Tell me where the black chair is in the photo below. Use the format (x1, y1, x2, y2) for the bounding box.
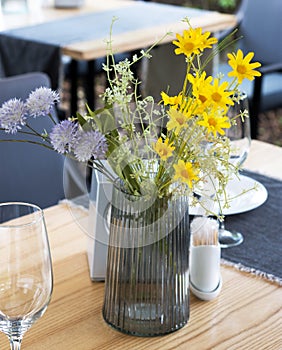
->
(0, 72, 66, 208)
(215, 0, 282, 139)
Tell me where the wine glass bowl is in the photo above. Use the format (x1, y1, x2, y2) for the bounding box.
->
(218, 94, 251, 248)
(225, 94, 251, 168)
(0, 202, 53, 349)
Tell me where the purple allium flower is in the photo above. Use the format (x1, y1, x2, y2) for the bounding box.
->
(25, 87, 60, 117)
(74, 129, 108, 162)
(50, 120, 78, 154)
(0, 98, 26, 134)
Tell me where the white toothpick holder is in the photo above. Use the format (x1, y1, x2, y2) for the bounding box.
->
(190, 245, 222, 301)
(190, 217, 222, 301)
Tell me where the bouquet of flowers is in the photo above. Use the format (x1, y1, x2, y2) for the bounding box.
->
(0, 19, 261, 211)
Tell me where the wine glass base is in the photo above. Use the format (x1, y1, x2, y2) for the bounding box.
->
(219, 229, 244, 248)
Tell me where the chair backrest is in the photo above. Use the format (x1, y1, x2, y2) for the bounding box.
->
(239, 0, 282, 65)
(0, 72, 65, 208)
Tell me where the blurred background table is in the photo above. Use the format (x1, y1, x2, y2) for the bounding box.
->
(0, 0, 236, 115)
(0, 140, 280, 349)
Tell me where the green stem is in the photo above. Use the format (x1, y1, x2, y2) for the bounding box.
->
(48, 112, 57, 125)
(25, 124, 50, 141)
(0, 139, 53, 150)
(182, 57, 193, 98)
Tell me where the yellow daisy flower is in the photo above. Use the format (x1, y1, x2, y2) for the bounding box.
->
(173, 28, 203, 57)
(161, 91, 182, 107)
(173, 27, 218, 57)
(198, 31, 218, 51)
(188, 72, 213, 109)
(167, 108, 189, 134)
(210, 79, 234, 110)
(153, 137, 175, 161)
(227, 49, 261, 84)
(173, 160, 199, 188)
(197, 112, 231, 137)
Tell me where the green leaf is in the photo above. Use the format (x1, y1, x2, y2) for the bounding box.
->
(76, 112, 88, 127)
(85, 104, 116, 134)
(99, 110, 116, 134)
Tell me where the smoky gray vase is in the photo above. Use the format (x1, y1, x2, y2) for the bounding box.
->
(102, 182, 190, 336)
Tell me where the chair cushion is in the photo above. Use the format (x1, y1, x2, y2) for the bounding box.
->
(0, 72, 65, 208)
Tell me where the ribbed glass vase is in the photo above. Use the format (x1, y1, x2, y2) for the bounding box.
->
(102, 182, 190, 336)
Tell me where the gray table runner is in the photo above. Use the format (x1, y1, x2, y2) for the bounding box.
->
(0, 2, 208, 89)
(221, 170, 282, 285)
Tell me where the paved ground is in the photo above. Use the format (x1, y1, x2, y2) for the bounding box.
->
(257, 109, 282, 147)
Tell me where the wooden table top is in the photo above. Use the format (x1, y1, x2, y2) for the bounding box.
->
(0, 0, 237, 60)
(0, 140, 280, 349)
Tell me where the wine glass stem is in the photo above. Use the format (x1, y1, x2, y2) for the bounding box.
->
(9, 338, 22, 350)
(219, 219, 225, 231)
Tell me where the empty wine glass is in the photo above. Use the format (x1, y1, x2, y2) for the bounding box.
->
(0, 202, 53, 350)
(218, 93, 251, 248)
